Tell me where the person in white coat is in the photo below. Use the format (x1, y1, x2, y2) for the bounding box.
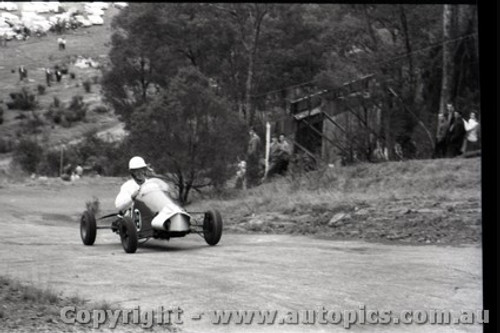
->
(462, 111, 480, 153)
(114, 156, 170, 212)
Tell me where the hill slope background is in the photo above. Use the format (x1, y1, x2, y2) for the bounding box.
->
(0, 3, 123, 160)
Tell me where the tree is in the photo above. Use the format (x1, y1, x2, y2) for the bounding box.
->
(128, 67, 247, 204)
(102, 4, 479, 163)
(101, 3, 183, 125)
(103, 4, 331, 128)
(13, 138, 44, 174)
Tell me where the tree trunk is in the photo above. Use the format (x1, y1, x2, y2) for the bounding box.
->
(399, 5, 415, 95)
(439, 4, 455, 122)
(245, 6, 267, 126)
(362, 5, 378, 52)
(245, 50, 254, 125)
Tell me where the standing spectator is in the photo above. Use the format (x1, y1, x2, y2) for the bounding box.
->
(61, 163, 73, 181)
(266, 135, 280, 178)
(45, 67, 52, 87)
(276, 134, 292, 174)
(61, 37, 66, 50)
(18, 66, 27, 81)
(75, 165, 84, 178)
(372, 140, 387, 162)
(269, 135, 279, 157)
(55, 68, 62, 83)
(57, 37, 63, 50)
(463, 111, 480, 153)
(434, 112, 449, 158)
(246, 128, 262, 187)
(22, 27, 30, 40)
(446, 110, 466, 157)
(394, 143, 404, 161)
(235, 160, 247, 190)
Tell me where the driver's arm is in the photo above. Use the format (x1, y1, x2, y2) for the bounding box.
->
(115, 182, 139, 211)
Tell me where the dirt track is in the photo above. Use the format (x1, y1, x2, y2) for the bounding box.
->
(0, 179, 483, 332)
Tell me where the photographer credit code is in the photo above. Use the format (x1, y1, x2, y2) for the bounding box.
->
(60, 305, 488, 329)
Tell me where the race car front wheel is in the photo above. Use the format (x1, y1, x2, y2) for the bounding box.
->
(120, 217, 138, 253)
(80, 210, 97, 246)
(203, 209, 223, 246)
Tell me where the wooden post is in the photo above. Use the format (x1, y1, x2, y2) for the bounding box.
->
(59, 145, 64, 177)
(264, 121, 270, 178)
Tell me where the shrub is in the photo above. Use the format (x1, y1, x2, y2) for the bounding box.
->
(45, 96, 86, 126)
(52, 96, 61, 108)
(6, 88, 38, 111)
(12, 138, 44, 173)
(21, 115, 45, 135)
(62, 95, 87, 126)
(83, 80, 92, 93)
(37, 149, 62, 176)
(0, 137, 14, 153)
(86, 197, 100, 215)
(70, 72, 76, 79)
(37, 84, 46, 95)
(45, 97, 65, 124)
(44, 106, 64, 124)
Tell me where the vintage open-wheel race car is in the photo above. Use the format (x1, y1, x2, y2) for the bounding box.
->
(79, 180, 223, 253)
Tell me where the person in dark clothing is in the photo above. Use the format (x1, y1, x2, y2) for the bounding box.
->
(246, 128, 262, 187)
(45, 68, 52, 87)
(266, 135, 280, 178)
(445, 110, 466, 157)
(18, 66, 28, 81)
(55, 69, 62, 83)
(276, 134, 291, 174)
(434, 112, 449, 158)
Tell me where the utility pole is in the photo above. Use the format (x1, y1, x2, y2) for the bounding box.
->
(59, 145, 64, 177)
(264, 121, 271, 178)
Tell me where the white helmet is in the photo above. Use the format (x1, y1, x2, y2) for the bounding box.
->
(128, 156, 147, 170)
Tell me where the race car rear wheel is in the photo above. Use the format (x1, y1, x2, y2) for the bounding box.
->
(203, 209, 223, 246)
(120, 217, 138, 253)
(80, 210, 97, 246)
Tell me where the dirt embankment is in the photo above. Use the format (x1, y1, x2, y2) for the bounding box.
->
(209, 158, 482, 246)
(224, 197, 481, 245)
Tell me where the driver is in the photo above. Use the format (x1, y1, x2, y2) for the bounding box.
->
(114, 156, 170, 212)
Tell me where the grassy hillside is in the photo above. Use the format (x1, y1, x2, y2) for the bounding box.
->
(0, 4, 122, 148)
(189, 157, 482, 245)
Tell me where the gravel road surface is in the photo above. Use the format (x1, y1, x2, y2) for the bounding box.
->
(0, 181, 483, 333)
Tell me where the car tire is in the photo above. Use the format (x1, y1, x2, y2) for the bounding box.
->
(120, 216, 138, 253)
(203, 209, 223, 246)
(80, 210, 97, 246)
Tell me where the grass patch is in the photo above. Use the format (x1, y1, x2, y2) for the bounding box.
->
(0, 275, 176, 332)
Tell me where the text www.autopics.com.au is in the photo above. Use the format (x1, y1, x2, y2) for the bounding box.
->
(60, 305, 489, 329)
